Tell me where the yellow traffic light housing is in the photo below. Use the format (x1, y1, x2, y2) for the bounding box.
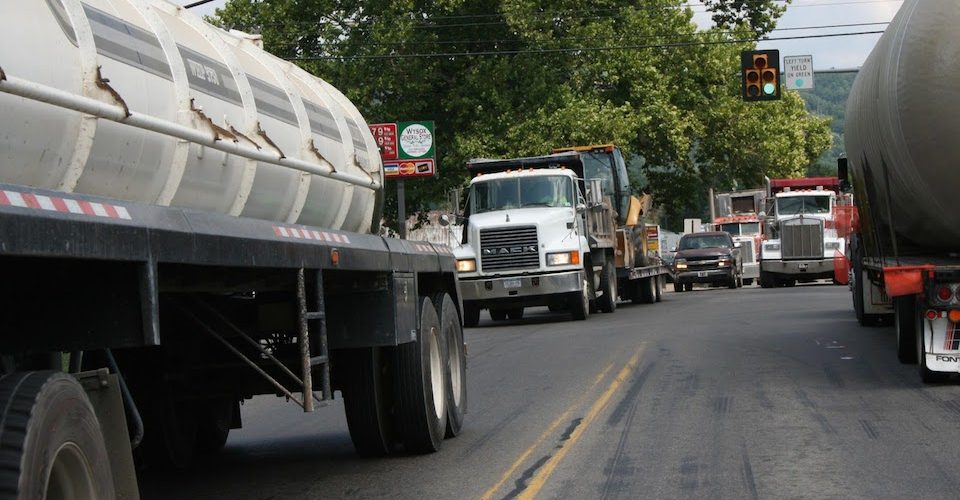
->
(741, 50, 781, 101)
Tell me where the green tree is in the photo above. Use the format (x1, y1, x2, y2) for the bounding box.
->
(211, 0, 828, 233)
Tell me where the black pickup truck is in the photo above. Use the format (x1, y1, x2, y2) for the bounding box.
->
(671, 231, 743, 291)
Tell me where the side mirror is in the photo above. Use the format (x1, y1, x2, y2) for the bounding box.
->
(439, 214, 451, 227)
(670, 246, 677, 253)
(576, 203, 586, 212)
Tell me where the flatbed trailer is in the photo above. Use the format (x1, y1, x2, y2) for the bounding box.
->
(0, 181, 466, 498)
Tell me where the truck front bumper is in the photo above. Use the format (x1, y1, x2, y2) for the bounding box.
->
(674, 268, 734, 284)
(761, 259, 833, 277)
(460, 270, 584, 307)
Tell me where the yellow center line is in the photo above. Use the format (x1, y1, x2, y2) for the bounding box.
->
(517, 345, 646, 500)
(479, 358, 619, 500)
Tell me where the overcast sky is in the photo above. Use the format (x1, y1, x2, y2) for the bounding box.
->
(180, 0, 903, 70)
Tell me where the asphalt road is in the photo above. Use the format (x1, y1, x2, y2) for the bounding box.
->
(140, 283, 960, 499)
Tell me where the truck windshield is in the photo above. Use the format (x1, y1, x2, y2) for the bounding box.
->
(718, 223, 759, 236)
(777, 195, 831, 216)
(471, 176, 573, 213)
(678, 235, 731, 250)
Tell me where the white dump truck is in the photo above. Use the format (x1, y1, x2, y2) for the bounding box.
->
(453, 145, 669, 326)
(0, 1, 465, 497)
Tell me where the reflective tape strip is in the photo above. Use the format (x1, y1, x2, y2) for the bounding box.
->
(0, 189, 132, 221)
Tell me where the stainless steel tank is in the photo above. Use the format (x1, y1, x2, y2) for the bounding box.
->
(0, 0, 383, 233)
(845, 0, 960, 248)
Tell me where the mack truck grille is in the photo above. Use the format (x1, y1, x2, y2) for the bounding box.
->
(781, 219, 824, 259)
(480, 226, 540, 272)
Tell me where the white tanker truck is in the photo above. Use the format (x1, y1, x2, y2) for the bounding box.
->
(842, 0, 960, 382)
(0, 1, 466, 497)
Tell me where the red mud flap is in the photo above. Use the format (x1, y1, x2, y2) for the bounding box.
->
(833, 251, 849, 285)
(883, 265, 936, 297)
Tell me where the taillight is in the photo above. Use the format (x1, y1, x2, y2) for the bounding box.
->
(950, 310, 960, 323)
(937, 286, 953, 302)
(927, 309, 939, 320)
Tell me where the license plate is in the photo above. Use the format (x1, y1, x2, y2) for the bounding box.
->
(697, 271, 708, 278)
(504, 278, 522, 289)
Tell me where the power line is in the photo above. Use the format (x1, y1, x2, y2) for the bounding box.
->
(262, 21, 889, 49)
(229, 0, 901, 30)
(287, 29, 885, 61)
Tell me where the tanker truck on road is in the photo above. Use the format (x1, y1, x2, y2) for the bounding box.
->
(842, 0, 960, 383)
(0, 1, 466, 497)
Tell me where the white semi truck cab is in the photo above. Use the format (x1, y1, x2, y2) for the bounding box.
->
(759, 177, 845, 287)
(455, 168, 592, 325)
(453, 145, 668, 326)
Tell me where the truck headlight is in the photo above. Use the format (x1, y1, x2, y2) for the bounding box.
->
(718, 258, 731, 267)
(674, 259, 687, 270)
(825, 241, 841, 250)
(456, 259, 476, 273)
(547, 251, 579, 266)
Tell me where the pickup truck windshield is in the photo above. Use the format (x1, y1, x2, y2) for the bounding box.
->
(678, 235, 731, 250)
(471, 176, 573, 213)
(777, 195, 831, 216)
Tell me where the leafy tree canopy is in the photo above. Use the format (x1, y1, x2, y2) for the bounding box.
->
(212, 0, 828, 232)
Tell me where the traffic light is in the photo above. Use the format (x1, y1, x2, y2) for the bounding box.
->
(741, 49, 780, 101)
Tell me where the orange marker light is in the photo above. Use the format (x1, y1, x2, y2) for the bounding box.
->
(949, 309, 960, 323)
(570, 251, 580, 265)
(331, 249, 340, 266)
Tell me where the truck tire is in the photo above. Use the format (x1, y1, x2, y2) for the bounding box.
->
(489, 309, 507, 321)
(570, 279, 590, 321)
(674, 282, 684, 293)
(684, 282, 693, 292)
(654, 276, 663, 302)
(0, 371, 115, 500)
(727, 276, 737, 289)
(635, 278, 656, 304)
(506, 308, 524, 320)
(598, 262, 618, 313)
(462, 303, 480, 328)
(342, 347, 395, 457)
(196, 397, 235, 454)
(759, 271, 775, 289)
(432, 292, 467, 439)
(395, 297, 448, 453)
(894, 296, 919, 364)
(917, 318, 950, 383)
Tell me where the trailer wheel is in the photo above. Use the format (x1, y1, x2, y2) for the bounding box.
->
(342, 347, 395, 457)
(598, 262, 618, 313)
(0, 371, 115, 500)
(894, 296, 918, 364)
(395, 297, 447, 453)
(634, 278, 656, 304)
(506, 308, 524, 320)
(673, 282, 684, 293)
(654, 276, 663, 302)
(684, 283, 693, 292)
(743, 279, 754, 286)
(196, 398, 235, 454)
(758, 271, 772, 288)
(432, 292, 467, 439)
(489, 309, 507, 321)
(570, 279, 590, 321)
(462, 303, 480, 328)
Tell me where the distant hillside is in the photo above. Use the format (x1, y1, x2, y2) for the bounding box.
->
(798, 72, 857, 176)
